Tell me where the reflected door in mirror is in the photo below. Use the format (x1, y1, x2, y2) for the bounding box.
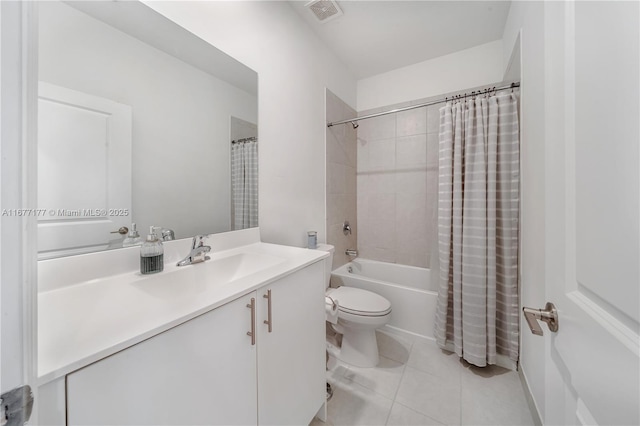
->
(38, 82, 132, 259)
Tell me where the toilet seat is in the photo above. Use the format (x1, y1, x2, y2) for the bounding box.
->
(327, 286, 391, 317)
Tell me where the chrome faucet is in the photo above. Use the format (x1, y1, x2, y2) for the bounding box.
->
(177, 235, 211, 266)
(160, 228, 175, 241)
(343, 221, 352, 235)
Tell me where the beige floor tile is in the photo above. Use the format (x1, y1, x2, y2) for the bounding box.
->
(326, 333, 535, 426)
(376, 330, 414, 364)
(327, 376, 394, 426)
(309, 416, 333, 426)
(395, 366, 461, 425)
(407, 339, 466, 380)
(343, 355, 406, 399)
(460, 365, 535, 426)
(386, 402, 444, 426)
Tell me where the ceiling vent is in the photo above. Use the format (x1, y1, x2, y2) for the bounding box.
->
(306, 0, 343, 24)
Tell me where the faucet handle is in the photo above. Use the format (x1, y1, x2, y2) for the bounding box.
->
(343, 221, 352, 235)
(192, 235, 207, 248)
(161, 228, 175, 241)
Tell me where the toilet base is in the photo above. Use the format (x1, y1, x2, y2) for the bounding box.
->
(330, 325, 380, 368)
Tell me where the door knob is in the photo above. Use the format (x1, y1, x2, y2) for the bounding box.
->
(523, 302, 559, 335)
(111, 226, 129, 235)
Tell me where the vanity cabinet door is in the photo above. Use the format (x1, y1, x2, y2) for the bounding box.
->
(256, 261, 326, 425)
(67, 292, 258, 425)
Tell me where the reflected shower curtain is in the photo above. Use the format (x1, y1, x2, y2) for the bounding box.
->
(434, 93, 520, 367)
(231, 140, 258, 230)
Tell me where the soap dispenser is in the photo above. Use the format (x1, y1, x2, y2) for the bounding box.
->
(140, 226, 164, 274)
(123, 223, 143, 247)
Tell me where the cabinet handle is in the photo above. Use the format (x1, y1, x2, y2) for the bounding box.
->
(246, 297, 256, 345)
(263, 289, 272, 333)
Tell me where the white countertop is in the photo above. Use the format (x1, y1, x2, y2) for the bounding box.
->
(38, 230, 328, 384)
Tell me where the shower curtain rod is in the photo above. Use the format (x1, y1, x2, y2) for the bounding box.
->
(231, 136, 257, 144)
(327, 82, 520, 128)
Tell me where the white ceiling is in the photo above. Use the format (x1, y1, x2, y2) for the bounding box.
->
(289, 1, 512, 79)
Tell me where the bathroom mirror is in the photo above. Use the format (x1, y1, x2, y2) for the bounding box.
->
(37, 0, 258, 259)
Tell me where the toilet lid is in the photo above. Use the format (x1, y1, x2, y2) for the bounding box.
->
(327, 286, 391, 316)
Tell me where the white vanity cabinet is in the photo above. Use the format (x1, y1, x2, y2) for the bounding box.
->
(64, 261, 326, 425)
(66, 292, 258, 425)
(256, 261, 325, 425)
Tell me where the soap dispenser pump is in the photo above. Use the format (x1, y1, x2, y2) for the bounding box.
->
(123, 223, 143, 247)
(140, 226, 164, 274)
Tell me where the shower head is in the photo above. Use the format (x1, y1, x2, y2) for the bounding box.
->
(351, 121, 359, 129)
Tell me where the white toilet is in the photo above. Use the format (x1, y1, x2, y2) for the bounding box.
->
(319, 244, 391, 368)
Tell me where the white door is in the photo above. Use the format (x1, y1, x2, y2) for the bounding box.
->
(37, 82, 132, 258)
(542, 2, 639, 424)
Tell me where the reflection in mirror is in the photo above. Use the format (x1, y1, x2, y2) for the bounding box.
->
(37, 1, 258, 259)
(230, 117, 258, 231)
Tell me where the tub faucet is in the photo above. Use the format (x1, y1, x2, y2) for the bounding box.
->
(177, 235, 211, 266)
(345, 249, 358, 257)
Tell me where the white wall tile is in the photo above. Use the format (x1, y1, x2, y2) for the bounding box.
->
(370, 218, 396, 250)
(396, 134, 427, 167)
(327, 128, 345, 166)
(327, 162, 347, 195)
(326, 89, 357, 269)
(357, 99, 433, 267)
(359, 246, 397, 263)
(327, 194, 348, 226)
(396, 170, 427, 195)
(368, 138, 396, 171)
(396, 251, 429, 268)
(397, 108, 427, 137)
(368, 172, 396, 194)
(357, 113, 396, 142)
(346, 165, 357, 195)
(357, 140, 370, 171)
(426, 132, 439, 170)
(426, 104, 441, 134)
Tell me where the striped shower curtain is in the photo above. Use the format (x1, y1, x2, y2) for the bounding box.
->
(231, 140, 258, 230)
(434, 93, 520, 367)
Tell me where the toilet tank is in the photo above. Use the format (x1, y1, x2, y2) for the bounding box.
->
(315, 244, 334, 289)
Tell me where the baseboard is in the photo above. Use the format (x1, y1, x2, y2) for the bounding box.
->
(519, 367, 543, 426)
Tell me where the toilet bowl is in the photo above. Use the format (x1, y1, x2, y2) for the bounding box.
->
(326, 286, 391, 367)
(318, 244, 392, 368)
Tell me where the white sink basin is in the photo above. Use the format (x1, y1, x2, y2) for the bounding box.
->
(131, 252, 285, 299)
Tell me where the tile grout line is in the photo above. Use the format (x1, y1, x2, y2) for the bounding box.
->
(382, 357, 407, 426)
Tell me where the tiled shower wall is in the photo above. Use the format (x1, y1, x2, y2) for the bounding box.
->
(326, 89, 357, 269)
(356, 101, 440, 268)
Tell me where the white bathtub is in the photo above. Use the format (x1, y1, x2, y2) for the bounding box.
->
(331, 259, 437, 340)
